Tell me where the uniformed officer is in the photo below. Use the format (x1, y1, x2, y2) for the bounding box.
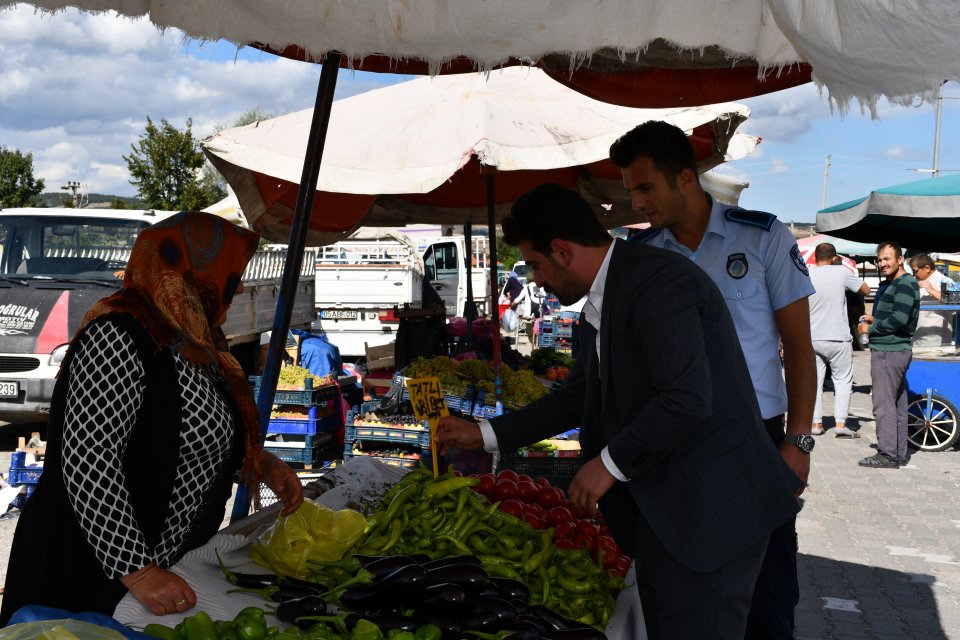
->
(610, 120, 817, 640)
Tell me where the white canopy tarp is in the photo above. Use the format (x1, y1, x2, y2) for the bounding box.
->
(8, 1, 960, 113)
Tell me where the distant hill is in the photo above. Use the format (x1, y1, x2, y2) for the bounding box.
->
(36, 192, 145, 209)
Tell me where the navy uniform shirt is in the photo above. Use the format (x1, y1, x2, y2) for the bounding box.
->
(632, 196, 814, 419)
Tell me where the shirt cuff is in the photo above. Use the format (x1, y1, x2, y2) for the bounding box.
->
(601, 447, 629, 482)
(478, 420, 499, 452)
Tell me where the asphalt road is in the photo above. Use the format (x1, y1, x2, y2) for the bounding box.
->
(0, 348, 958, 638)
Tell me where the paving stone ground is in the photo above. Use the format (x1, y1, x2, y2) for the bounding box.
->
(0, 346, 957, 639)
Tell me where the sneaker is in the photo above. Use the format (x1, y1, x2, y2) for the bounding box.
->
(811, 425, 825, 435)
(858, 452, 899, 469)
(834, 427, 860, 438)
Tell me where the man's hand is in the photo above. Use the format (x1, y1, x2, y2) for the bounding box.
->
(261, 450, 304, 516)
(779, 443, 810, 497)
(120, 563, 197, 616)
(566, 456, 617, 518)
(434, 416, 484, 455)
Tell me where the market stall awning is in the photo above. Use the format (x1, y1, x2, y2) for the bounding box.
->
(10, 1, 960, 112)
(203, 68, 757, 245)
(816, 174, 960, 251)
(796, 233, 880, 258)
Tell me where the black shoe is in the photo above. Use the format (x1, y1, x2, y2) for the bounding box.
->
(858, 452, 899, 469)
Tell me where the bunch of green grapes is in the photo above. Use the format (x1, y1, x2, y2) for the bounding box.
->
(457, 358, 494, 382)
(276, 365, 332, 390)
(505, 369, 550, 406)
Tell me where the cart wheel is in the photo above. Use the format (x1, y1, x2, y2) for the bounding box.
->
(907, 394, 960, 452)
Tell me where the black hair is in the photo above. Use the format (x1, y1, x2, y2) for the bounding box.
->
(502, 184, 611, 255)
(877, 241, 903, 259)
(609, 120, 698, 184)
(814, 243, 837, 263)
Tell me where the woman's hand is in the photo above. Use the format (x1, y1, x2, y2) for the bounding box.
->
(261, 449, 304, 515)
(120, 563, 196, 615)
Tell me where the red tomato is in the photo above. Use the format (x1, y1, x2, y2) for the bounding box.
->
(554, 538, 576, 550)
(496, 469, 520, 483)
(610, 555, 632, 577)
(476, 474, 496, 497)
(596, 534, 617, 550)
(553, 521, 577, 540)
(499, 499, 525, 519)
(576, 519, 600, 539)
(533, 477, 551, 489)
(493, 479, 519, 501)
(524, 513, 546, 529)
(516, 474, 534, 484)
(561, 499, 583, 520)
(573, 534, 594, 551)
(523, 502, 544, 517)
(536, 486, 563, 508)
(516, 480, 540, 502)
(597, 542, 619, 567)
(546, 505, 574, 527)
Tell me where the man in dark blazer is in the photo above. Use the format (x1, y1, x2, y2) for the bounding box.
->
(435, 184, 803, 639)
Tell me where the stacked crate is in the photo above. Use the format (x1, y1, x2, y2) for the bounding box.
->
(552, 317, 576, 355)
(343, 400, 432, 470)
(252, 376, 343, 469)
(7, 450, 42, 509)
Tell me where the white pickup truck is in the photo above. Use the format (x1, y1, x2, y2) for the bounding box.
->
(313, 228, 492, 357)
(0, 208, 316, 424)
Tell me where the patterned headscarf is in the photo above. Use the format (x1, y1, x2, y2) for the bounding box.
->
(75, 211, 263, 491)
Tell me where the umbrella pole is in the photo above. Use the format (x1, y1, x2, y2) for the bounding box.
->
(231, 54, 341, 522)
(464, 222, 475, 347)
(486, 174, 503, 411)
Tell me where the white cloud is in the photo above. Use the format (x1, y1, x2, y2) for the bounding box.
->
(0, 6, 397, 197)
(884, 145, 906, 158)
(770, 158, 789, 174)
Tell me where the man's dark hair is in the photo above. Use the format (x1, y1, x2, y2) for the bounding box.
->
(502, 184, 610, 254)
(877, 241, 903, 259)
(814, 243, 837, 263)
(609, 120, 698, 185)
(909, 253, 935, 271)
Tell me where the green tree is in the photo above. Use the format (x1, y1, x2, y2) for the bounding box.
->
(0, 145, 45, 208)
(496, 233, 523, 270)
(124, 117, 220, 210)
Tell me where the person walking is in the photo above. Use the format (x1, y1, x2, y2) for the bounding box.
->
(808, 243, 871, 437)
(611, 120, 816, 639)
(435, 184, 802, 639)
(858, 241, 920, 468)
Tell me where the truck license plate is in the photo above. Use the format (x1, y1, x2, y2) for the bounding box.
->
(0, 381, 19, 398)
(320, 309, 358, 320)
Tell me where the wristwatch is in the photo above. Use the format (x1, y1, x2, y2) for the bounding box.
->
(784, 433, 816, 454)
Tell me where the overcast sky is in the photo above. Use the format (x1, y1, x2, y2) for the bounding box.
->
(2, 6, 957, 223)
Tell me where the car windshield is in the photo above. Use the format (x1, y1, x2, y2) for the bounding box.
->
(0, 215, 149, 280)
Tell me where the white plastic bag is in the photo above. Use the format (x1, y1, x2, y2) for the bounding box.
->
(501, 308, 519, 332)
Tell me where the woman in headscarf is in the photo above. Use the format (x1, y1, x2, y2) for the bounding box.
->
(0, 212, 303, 622)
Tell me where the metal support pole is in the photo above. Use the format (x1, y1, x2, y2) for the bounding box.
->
(463, 221, 475, 346)
(486, 175, 503, 410)
(821, 155, 831, 209)
(933, 81, 944, 178)
(231, 53, 341, 522)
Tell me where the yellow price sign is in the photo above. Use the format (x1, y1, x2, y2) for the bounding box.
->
(405, 376, 448, 477)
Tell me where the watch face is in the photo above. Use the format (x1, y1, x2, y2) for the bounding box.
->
(798, 435, 816, 453)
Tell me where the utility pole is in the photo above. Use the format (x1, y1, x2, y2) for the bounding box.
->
(932, 81, 944, 178)
(821, 155, 831, 209)
(61, 180, 82, 207)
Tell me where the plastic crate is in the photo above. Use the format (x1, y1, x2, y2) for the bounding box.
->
(537, 334, 556, 349)
(268, 412, 342, 435)
(554, 322, 575, 338)
(8, 451, 43, 485)
(250, 376, 340, 406)
(345, 425, 431, 447)
(496, 453, 584, 491)
(264, 431, 335, 465)
(342, 447, 426, 470)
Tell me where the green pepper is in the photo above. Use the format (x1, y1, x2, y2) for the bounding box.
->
(234, 609, 269, 640)
(482, 563, 521, 580)
(350, 619, 383, 640)
(435, 534, 472, 555)
(184, 612, 218, 640)
(454, 487, 469, 518)
(557, 574, 593, 594)
(386, 631, 415, 640)
(379, 518, 405, 553)
(422, 476, 479, 501)
(143, 624, 179, 640)
(413, 625, 442, 640)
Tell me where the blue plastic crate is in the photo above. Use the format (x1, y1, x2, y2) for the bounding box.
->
(342, 446, 427, 470)
(345, 424, 431, 447)
(268, 412, 342, 435)
(9, 485, 34, 510)
(250, 375, 340, 406)
(264, 438, 333, 465)
(8, 466, 42, 485)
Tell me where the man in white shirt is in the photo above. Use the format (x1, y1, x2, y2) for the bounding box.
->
(808, 243, 871, 437)
(435, 183, 801, 639)
(909, 253, 957, 349)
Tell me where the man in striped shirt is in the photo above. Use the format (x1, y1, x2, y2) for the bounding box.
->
(857, 241, 920, 468)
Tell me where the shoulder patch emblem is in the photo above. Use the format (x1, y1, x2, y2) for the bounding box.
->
(724, 207, 776, 231)
(726, 253, 749, 279)
(790, 244, 810, 276)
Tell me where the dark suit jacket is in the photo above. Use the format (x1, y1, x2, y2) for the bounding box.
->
(492, 240, 801, 573)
